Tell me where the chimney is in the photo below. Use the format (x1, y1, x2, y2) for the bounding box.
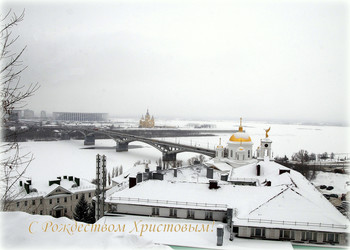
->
(24, 183, 30, 194)
(256, 164, 261, 176)
(129, 177, 137, 188)
(221, 174, 228, 181)
(152, 172, 164, 180)
(226, 208, 233, 228)
(217, 225, 224, 246)
(209, 180, 219, 189)
(74, 177, 80, 186)
(279, 169, 290, 175)
(207, 168, 213, 179)
(136, 173, 143, 183)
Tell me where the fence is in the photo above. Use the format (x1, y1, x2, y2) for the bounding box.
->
(109, 196, 227, 209)
(236, 217, 348, 229)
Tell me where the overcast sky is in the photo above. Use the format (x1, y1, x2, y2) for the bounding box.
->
(3, 0, 349, 124)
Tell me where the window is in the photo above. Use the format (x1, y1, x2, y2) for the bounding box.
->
(64, 197, 67, 202)
(248, 150, 251, 158)
(24, 201, 27, 206)
(50, 211, 52, 215)
(40, 199, 43, 204)
(16, 202, 19, 207)
(328, 233, 335, 242)
(76, 194, 78, 200)
(170, 209, 177, 217)
(187, 210, 194, 219)
(280, 230, 292, 239)
(40, 210, 43, 215)
(57, 198, 60, 203)
(230, 150, 233, 157)
(64, 208, 67, 213)
(89, 193, 91, 198)
(306, 232, 317, 241)
(32, 200, 35, 205)
(324, 233, 338, 243)
(205, 212, 213, 220)
(152, 207, 159, 215)
(254, 228, 265, 237)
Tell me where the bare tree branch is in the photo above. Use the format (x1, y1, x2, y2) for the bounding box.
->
(1, 9, 39, 210)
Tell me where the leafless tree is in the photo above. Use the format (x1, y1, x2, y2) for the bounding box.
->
(1, 10, 39, 210)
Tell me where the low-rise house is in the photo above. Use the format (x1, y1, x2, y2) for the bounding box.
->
(7, 176, 95, 218)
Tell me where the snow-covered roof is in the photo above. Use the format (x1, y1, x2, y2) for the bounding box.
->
(205, 161, 232, 172)
(15, 177, 95, 200)
(112, 163, 156, 184)
(107, 161, 349, 233)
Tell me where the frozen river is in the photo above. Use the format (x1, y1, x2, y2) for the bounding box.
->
(8, 120, 350, 186)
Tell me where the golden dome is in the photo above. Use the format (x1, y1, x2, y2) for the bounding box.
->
(229, 133, 252, 142)
(229, 117, 252, 142)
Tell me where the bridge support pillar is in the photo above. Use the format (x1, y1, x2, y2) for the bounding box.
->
(61, 133, 70, 140)
(84, 134, 95, 145)
(162, 153, 177, 169)
(116, 141, 129, 152)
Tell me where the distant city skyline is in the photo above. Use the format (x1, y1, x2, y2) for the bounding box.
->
(4, 0, 349, 125)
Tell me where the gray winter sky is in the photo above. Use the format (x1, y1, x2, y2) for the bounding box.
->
(3, 0, 349, 124)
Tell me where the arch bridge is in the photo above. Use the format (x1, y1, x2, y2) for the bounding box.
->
(56, 126, 216, 164)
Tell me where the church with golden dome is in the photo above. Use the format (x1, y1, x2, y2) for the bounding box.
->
(139, 109, 155, 128)
(213, 118, 273, 168)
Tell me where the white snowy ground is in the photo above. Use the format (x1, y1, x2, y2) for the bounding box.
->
(0, 211, 293, 250)
(311, 171, 350, 195)
(0, 211, 170, 250)
(99, 215, 294, 250)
